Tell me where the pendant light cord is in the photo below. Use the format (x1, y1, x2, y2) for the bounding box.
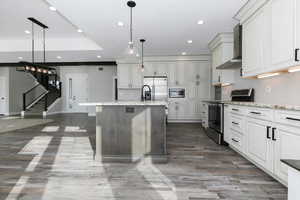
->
(31, 22, 35, 64)
(43, 28, 46, 63)
(142, 42, 144, 65)
(130, 7, 133, 44)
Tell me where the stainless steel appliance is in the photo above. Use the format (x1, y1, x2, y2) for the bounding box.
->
(206, 88, 254, 145)
(143, 76, 168, 101)
(216, 24, 242, 70)
(169, 88, 186, 98)
(207, 102, 224, 144)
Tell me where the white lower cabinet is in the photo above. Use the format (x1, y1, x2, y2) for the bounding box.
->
(246, 117, 273, 172)
(201, 103, 208, 129)
(225, 104, 300, 186)
(274, 124, 300, 183)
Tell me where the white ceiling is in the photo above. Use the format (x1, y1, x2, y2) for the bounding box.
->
(0, 0, 248, 62)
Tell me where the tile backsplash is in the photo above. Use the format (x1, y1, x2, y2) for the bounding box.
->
(222, 69, 300, 106)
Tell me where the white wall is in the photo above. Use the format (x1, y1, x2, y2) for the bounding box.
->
(222, 69, 300, 106)
(59, 66, 117, 115)
(0, 68, 9, 115)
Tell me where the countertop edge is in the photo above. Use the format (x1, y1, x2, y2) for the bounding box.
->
(202, 100, 300, 112)
(79, 102, 168, 106)
(281, 159, 300, 172)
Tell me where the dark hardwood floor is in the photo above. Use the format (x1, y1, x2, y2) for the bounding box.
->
(0, 114, 287, 200)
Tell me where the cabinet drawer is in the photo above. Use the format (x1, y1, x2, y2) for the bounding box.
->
(247, 107, 273, 121)
(275, 110, 300, 128)
(229, 105, 246, 116)
(230, 129, 243, 152)
(230, 115, 244, 134)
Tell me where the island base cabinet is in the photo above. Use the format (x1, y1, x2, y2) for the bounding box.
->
(274, 125, 300, 183)
(246, 118, 273, 172)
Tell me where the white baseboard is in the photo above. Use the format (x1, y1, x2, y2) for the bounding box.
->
(8, 112, 21, 116)
(168, 119, 201, 123)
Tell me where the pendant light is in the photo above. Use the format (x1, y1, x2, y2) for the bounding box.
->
(122, 1, 139, 59)
(140, 39, 146, 72)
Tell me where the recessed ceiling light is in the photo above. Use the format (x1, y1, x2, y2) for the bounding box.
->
(197, 20, 204, 25)
(18, 57, 23, 60)
(24, 30, 30, 34)
(136, 53, 140, 57)
(97, 55, 101, 58)
(49, 6, 57, 11)
(117, 21, 124, 27)
(77, 29, 83, 33)
(182, 52, 187, 56)
(187, 40, 193, 44)
(57, 56, 62, 59)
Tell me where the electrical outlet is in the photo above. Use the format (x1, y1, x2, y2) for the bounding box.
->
(265, 86, 272, 93)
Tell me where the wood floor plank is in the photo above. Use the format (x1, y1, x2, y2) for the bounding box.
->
(0, 114, 287, 200)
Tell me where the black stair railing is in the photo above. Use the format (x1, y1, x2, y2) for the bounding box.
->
(21, 64, 62, 112)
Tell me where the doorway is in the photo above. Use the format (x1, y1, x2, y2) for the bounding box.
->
(0, 77, 7, 115)
(65, 73, 88, 113)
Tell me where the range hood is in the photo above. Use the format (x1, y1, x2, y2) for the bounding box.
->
(216, 25, 242, 70)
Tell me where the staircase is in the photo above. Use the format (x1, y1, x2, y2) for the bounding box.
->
(18, 62, 62, 117)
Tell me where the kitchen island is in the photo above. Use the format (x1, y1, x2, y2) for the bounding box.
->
(80, 101, 168, 163)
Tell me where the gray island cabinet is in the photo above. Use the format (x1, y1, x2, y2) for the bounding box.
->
(80, 101, 168, 163)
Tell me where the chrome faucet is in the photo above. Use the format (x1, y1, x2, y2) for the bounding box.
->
(141, 85, 152, 101)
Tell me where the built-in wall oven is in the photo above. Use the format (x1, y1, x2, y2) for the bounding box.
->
(207, 102, 224, 144)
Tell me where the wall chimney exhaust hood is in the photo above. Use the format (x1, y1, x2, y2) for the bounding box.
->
(216, 25, 242, 70)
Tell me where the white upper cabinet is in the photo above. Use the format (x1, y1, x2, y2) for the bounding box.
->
(241, 0, 271, 77)
(117, 63, 142, 89)
(208, 33, 235, 85)
(271, 0, 296, 70)
(237, 0, 300, 77)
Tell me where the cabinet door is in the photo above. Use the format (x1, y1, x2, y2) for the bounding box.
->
(223, 105, 231, 143)
(242, 9, 265, 76)
(296, 0, 300, 63)
(168, 101, 178, 120)
(271, 0, 296, 70)
(274, 125, 300, 183)
(212, 46, 221, 84)
(176, 100, 187, 120)
(118, 64, 131, 88)
(143, 62, 155, 76)
(246, 118, 273, 172)
(131, 64, 142, 88)
(176, 62, 186, 86)
(167, 64, 177, 87)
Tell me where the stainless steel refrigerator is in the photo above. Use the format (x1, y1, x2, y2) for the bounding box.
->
(143, 76, 168, 101)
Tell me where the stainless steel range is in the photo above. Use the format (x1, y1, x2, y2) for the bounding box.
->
(206, 88, 254, 145)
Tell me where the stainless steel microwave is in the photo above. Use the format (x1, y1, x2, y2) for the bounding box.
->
(169, 88, 185, 98)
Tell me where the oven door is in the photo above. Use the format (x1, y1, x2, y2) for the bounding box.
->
(208, 104, 223, 133)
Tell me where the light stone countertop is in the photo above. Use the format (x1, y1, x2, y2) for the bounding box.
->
(202, 100, 300, 112)
(79, 101, 168, 107)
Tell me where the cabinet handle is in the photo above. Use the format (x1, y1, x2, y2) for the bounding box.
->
(232, 122, 239, 125)
(266, 126, 271, 139)
(232, 108, 239, 111)
(272, 128, 277, 141)
(295, 48, 300, 62)
(218, 76, 221, 82)
(232, 138, 239, 143)
(286, 117, 300, 122)
(250, 111, 261, 115)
